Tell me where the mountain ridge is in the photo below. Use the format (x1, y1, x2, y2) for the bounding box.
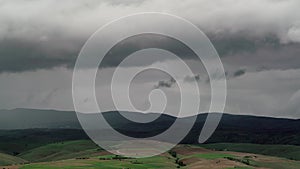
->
(0, 108, 300, 145)
(0, 108, 299, 129)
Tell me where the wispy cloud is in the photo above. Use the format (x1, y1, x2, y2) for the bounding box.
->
(154, 77, 176, 89)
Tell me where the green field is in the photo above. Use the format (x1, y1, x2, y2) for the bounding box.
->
(186, 153, 236, 159)
(200, 143, 300, 160)
(0, 152, 27, 166)
(19, 156, 177, 169)
(19, 140, 100, 162)
(0, 141, 300, 169)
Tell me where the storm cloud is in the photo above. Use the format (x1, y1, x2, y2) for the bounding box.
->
(154, 77, 176, 89)
(0, 0, 300, 72)
(233, 69, 246, 77)
(1, 0, 300, 118)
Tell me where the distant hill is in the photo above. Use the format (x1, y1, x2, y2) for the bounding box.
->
(0, 152, 27, 166)
(0, 108, 80, 129)
(0, 108, 300, 145)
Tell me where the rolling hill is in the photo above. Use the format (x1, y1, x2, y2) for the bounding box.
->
(0, 109, 300, 146)
(0, 152, 27, 166)
(1, 142, 300, 169)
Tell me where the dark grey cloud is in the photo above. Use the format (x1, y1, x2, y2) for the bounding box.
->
(0, 33, 199, 73)
(0, 38, 82, 73)
(100, 34, 198, 68)
(0, 0, 299, 73)
(154, 77, 176, 89)
(2, 31, 300, 74)
(1, 0, 300, 119)
(184, 74, 200, 82)
(209, 34, 282, 57)
(221, 42, 300, 72)
(233, 69, 246, 77)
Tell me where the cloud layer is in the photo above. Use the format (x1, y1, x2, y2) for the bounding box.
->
(0, 0, 300, 72)
(1, 0, 300, 118)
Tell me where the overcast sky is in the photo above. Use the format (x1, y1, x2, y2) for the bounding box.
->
(0, 0, 300, 118)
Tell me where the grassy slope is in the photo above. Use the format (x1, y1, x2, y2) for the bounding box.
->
(18, 154, 300, 169)
(200, 143, 300, 160)
(19, 156, 177, 169)
(0, 152, 27, 166)
(19, 140, 100, 162)
(0, 129, 88, 155)
(18, 140, 300, 162)
(185, 153, 236, 159)
(0, 141, 300, 169)
(16, 144, 300, 169)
